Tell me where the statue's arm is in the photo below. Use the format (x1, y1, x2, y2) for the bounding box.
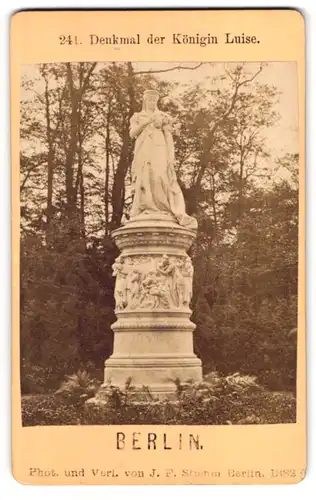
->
(163, 125, 175, 163)
(160, 113, 175, 162)
(158, 268, 168, 276)
(129, 113, 152, 139)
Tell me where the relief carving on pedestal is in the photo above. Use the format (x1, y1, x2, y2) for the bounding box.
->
(112, 254, 193, 311)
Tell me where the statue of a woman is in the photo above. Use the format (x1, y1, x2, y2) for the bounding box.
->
(112, 256, 128, 310)
(129, 90, 197, 229)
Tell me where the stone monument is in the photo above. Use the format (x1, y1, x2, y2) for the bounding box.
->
(100, 89, 202, 400)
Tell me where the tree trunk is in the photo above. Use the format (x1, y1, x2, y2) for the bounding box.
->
(79, 167, 86, 241)
(64, 62, 96, 241)
(105, 99, 112, 236)
(110, 62, 136, 230)
(111, 129, 129, 229)
(65, 64, 78, 220)
(211, 171, 219, 246)
(237, 149, 245, 222)
(44, 76, 54, 242)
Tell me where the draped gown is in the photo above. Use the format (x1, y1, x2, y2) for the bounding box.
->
(129, 110, 197, 229)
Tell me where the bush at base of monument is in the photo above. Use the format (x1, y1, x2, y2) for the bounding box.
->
(21, 373, 296, 426)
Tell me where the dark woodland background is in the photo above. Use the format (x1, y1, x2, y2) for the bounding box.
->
(20, 61, 298, 398)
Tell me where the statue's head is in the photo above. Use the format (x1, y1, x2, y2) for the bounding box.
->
(143, 89, 159, 112)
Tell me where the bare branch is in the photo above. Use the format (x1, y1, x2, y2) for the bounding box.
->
(238, 65, 263, 87)
(134, 63, 204, 75)
(21, 162, 46, 192)
(80, 62, 98, 97)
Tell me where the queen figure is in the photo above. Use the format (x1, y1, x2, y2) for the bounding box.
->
(129, 89, 197, 229)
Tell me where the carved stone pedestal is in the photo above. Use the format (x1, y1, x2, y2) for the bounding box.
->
(101, 213, 202, 400)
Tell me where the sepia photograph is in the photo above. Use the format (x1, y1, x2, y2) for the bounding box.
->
(20, 60, 299, 427)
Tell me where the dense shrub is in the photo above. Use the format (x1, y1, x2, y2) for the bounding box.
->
(20, 360, 61, 394)
(55, 369, 101, 404)
(22, 395, 83, 426)
(22, 373, 296, 426)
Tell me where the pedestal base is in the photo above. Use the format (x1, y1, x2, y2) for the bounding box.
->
(103, 354, 202, 399)
(92, 214, 203, 403)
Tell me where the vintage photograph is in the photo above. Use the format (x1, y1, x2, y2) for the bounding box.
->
(20, 61, 299, 426)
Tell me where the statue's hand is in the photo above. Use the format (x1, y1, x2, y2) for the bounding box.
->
(154, 117, 163, 128)
(143, 116, 154, 127)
